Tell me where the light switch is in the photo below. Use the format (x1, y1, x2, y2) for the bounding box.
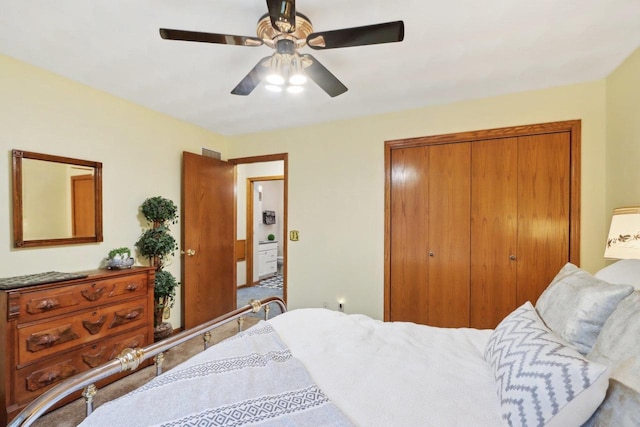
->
(289, 230, 300, 241)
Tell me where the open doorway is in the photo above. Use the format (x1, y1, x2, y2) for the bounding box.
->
(229, 155, 287, 316)
(247, 176, 284, 285)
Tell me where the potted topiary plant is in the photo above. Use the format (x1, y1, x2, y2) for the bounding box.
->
(135, 196, 180, 341)
(153, 270, 179, 327)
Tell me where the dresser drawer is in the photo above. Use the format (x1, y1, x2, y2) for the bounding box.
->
(18, 298, 148, 366)
(13, 327, 148, 404)
(15, 273, 149, 322)
(265, 250, 277, 262)
(264, 261, 277, 274)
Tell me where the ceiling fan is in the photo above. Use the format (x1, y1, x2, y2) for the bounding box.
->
(159, 0, 404, 97)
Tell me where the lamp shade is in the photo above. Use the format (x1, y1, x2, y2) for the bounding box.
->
(605, 207, 640, 259)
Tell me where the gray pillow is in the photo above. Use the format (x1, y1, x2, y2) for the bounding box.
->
(583, 378, 640, 427)
(583, 357, 640, 427)
(588, 291, 640, 369)
(535, 263, 634, 354)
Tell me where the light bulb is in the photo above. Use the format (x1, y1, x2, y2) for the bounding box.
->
(288, 54, 307, 85)
(266, 73, 285, 85)
(265, 84, 283, 92)
(266, 55, 285, 85)
(289, 73, 307, 85)
(286, 85, 304, 94)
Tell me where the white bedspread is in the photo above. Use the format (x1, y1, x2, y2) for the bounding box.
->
(78, 322, 352, 427)
(270, 308, 503, 427)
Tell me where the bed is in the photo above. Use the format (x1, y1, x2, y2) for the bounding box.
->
(9, 261, 640, 427)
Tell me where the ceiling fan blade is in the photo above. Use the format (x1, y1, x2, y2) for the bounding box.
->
(266, 0, 296, 33)
(159, 28, 263, 47)
(231, 57, 271, 96)
(301, 54, 348, 97)
(307, 21, 404, 50)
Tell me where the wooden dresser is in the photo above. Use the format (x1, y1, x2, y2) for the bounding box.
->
(0, 267, 155, 425)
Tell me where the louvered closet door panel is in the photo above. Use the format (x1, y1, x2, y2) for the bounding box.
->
(470, 138, 518, 329)
(516, 132, 571, 306)
(427, 143, 471, 327)
(389, 146, 430, 323)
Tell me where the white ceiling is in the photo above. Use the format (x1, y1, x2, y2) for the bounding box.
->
(2, 1, 639, 136)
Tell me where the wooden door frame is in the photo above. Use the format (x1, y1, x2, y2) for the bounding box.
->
(228, 154, 288, 302)
(383, 120, 581, 321)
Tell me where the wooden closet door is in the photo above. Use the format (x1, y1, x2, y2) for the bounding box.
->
(470, 138, 518, 329)
(389, 146, 430, 324)
(517, 132, 571, 305)
(427, 143, 471, 327)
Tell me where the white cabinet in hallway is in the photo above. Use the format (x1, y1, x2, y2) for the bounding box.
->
(258, 242, 278, 278)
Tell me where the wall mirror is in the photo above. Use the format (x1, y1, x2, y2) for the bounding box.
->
(12, 149, 103, 248)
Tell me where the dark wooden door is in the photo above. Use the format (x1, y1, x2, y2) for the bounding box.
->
(516, 132, 571, 306)
(426, 143, 471, 327)
(389, 146, 430, 324)
(470, 138, 518, 329)
(389, 143, 471, 327)
(71, 174, 95, 237)
(182, 152, 235, 329)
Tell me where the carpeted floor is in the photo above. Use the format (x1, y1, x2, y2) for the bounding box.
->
(30, 317, 260, 427)
(236, 274, 284, 319)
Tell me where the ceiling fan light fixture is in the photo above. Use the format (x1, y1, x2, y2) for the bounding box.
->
(159, 3, 404, 98)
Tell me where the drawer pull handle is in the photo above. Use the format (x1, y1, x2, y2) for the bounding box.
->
(26, 362, 77, 391)
(81, 286, 106, 302)
(38, 370, 61, 384)
(125, 283, 139, 291)
(125, 310, 140, 320)
(82, 316, 107, 334)
(82, 346, 108, 368)
(110, 307, 144, 328)
(27, 326, 79, 352)
(36, 334, 60, 346)
(36, 298, 60, 311)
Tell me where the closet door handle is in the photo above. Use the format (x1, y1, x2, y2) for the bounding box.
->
(429, 252, 435, 257)
(509, 255, 516, 261)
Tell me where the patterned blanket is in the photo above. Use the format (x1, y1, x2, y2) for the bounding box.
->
(79, 322, 352, 427)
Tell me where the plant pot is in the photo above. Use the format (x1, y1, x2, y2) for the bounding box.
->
(154, 322, 173, 342)
(106, 257, 134, 269)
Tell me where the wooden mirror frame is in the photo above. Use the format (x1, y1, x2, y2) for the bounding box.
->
(12, 149, 103, 248)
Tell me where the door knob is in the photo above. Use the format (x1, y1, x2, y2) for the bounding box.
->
(509, 255, 516, 260)
(182, 249, 196, 256)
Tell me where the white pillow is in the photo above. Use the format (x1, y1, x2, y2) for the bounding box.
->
(594, 259, 640, 289)
(535, 262, 634, 354)
(484, 302, 610, 427)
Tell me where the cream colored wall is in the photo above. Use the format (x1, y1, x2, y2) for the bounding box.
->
(606, 48, 640, 221)
(229, 81, 608, 320)
(0, 55, 229, 328)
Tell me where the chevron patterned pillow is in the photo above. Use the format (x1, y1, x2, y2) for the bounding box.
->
(484, 302, 610, 427)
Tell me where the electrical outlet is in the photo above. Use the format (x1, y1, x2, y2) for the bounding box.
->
(322, 301, 328, 309)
